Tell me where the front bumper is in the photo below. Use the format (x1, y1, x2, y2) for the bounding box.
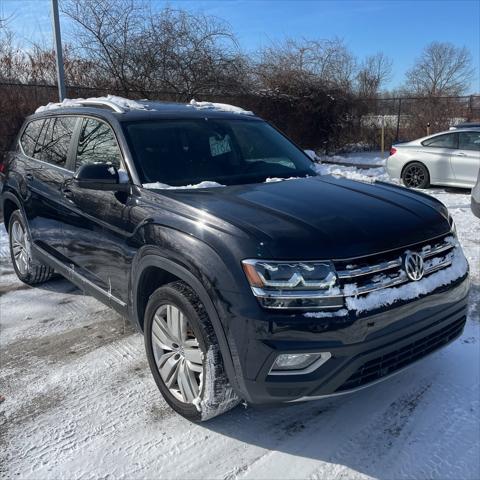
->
(220, 275, 469, 404)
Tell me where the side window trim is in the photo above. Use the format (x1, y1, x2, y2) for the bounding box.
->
(65, 117, 82, 171)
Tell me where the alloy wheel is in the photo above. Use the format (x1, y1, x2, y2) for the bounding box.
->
(404, 165, 426, 188)
(11, 220, 31, 275)
(151, 304, 203, 403)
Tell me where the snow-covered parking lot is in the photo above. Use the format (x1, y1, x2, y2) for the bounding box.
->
(1, 159, 479, 480)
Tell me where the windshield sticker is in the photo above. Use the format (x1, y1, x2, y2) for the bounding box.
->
(209, 134, 232, 157)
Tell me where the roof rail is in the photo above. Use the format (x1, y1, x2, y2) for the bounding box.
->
(75, 99, 126, 113)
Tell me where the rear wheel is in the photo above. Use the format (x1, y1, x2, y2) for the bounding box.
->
(402, 162, 430, 189)
(8, 210, 55, 285)
(144, 281, 239, 421)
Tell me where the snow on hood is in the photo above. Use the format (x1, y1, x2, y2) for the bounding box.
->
(142, 181, 225, 190)
(188, 99, 253, 115)
(264, 176, 302, 183)
(35, 95, 150, 113)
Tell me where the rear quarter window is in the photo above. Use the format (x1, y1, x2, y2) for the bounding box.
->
(20, 119, 45, 157)
(421, 133, 458, 149)
(34, 116, 77, 167)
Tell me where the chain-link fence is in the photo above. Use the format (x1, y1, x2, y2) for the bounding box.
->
(1, 82, 479, 159)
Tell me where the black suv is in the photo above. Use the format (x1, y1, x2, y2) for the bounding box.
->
(0, 98, 470, 421)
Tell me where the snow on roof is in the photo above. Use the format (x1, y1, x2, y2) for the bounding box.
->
(187, 99, 253, 115)
(35, 95, 151, 114)
(35, 95, 254, 116)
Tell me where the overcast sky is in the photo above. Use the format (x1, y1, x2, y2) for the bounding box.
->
(1, 0, 479, 92)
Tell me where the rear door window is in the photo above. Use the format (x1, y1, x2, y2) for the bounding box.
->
(75, 118, 122, 169)
(459, 132, 480, 151)
(34, 116, 77, 167)
(20, 119, 45, 157)
(422, 133, 458, 149)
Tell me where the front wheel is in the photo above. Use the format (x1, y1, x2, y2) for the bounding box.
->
(8, 210, 55, 285)
(144, 281, 239, 421)
(402, 162, 430, 189)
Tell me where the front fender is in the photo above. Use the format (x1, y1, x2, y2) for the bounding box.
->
(129, 227, 250, 395)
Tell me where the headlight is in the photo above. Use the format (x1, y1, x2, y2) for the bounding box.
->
(241, 259, 342, 310)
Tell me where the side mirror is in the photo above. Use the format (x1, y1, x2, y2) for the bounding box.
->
(74, 163, 130, 192)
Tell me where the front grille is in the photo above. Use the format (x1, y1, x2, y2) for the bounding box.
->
(335, 235, 455, 296)
(337, 315, 466, 392)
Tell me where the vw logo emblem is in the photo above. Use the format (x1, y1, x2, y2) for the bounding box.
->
(404, 252, 424, 281)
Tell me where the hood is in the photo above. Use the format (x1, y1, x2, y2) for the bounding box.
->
(151, 176, 451, 260)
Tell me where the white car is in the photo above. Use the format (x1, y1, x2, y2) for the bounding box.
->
(472, 167, 480, 218)
(386, 129, 480, 189)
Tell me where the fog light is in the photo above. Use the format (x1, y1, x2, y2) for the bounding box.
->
(269, 352, 331, 375)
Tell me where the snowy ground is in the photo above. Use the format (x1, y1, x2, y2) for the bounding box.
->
(1, 160, 479, 480)
(320, 151, 387, 167)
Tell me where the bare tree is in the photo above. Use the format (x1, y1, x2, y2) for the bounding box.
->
(356, 52, 392, 97)
(255, 37, 356, 94)
(61, 0, 246, 97)
(405, 41, 473, 96)
(61, 0, 145, 93)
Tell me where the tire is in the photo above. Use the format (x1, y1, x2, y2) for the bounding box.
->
(144, 281, 240, 421)
(402, 162, 430, 189)
(8, 210, 55, 285)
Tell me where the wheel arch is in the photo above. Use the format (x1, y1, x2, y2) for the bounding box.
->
(130, 249, 239, 393)
(1, 191, 23, 232)
(401, 160, 430, 178)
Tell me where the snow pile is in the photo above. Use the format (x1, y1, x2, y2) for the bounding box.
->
(35, 95, 149, 113)
(143, 181, 225, 190)
(345, 246, 468, 313)
(316, 163, 391, 183)
(188, 99, 253, 115)
(322, 152, 386, 166)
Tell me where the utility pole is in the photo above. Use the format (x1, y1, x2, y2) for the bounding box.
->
(51, 0, 66, 101)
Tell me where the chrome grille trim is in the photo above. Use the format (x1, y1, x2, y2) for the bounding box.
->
(346, 272, 408, 296)
(337, 259, 402, 279)
(424, 259, 452, 275)
(421, 242, 454, 259)
(251, 236, 457, 309)
(339, 237, 456, 296)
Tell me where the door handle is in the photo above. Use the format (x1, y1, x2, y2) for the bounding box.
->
(62, 188, 74, 200)
(25, 173, 34, 180)
(453, 152, 466, 156)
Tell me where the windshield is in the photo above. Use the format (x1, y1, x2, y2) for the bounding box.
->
(122, 118, 316, 187)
